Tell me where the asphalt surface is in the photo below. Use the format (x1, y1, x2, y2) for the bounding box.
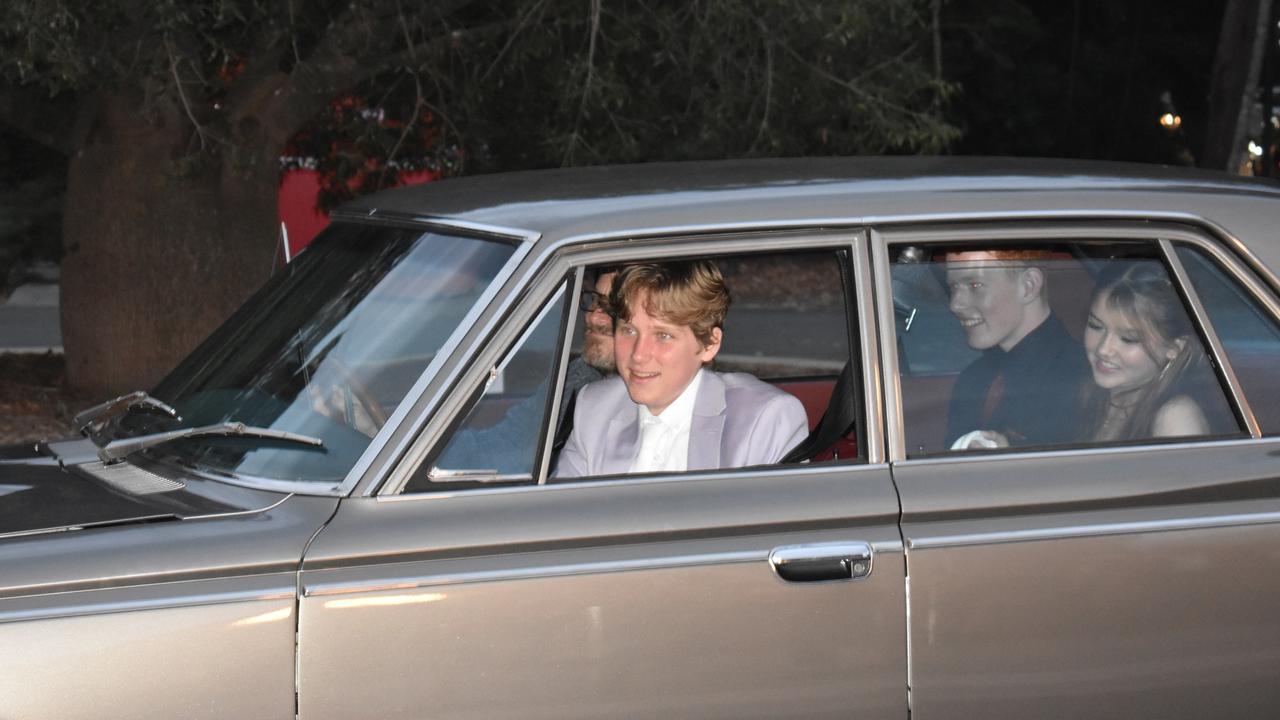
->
(0, 283, 61, 353)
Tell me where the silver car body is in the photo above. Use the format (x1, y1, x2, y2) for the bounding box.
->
(3, 157, 1280, 718)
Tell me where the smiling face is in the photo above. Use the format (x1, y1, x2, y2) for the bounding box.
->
(614, 293, 721, 416)
(1083, 290, 1178, 394)
(946, 251, 1046, 351)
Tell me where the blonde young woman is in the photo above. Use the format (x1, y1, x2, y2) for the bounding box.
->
(1081, 263, 1211, 441)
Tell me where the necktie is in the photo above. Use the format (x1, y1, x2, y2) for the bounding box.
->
(980, 371, 1004, 427)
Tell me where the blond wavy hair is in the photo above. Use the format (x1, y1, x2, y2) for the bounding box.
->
(608, 260, 730, 347)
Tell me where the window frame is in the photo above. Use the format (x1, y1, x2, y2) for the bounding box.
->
(873, 219, 1273, 464)
(378, 228, 880, 497)
(408, 280, 574, 489)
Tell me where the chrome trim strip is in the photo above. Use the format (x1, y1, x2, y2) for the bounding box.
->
(906, 508, 1280, 549)
(376, 461, 893, 502)
(538, 209, 1267, 262)
(894, 434, 1271, 468)
(869, 229, 906, 462)
(181, 493, 293, 521)
(539, 270, 582, 484)
(307, 537, 907, 598)
(0, 584, 295, 625)
(853, 232, 886, 465)
(350, 240, 538, 497)
(550, 228, 876, 265)
(1161, 239, 1261, 437)
(328, 210, 541, 244)
(903, 564, 914, 714)
(0, 493, 295, 540)
(304, 550, 770, 597)
(0, 514, 174, 540)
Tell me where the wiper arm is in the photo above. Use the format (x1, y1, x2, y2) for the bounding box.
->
(99, 422, 323, 463)
(75, 391, 181, 434)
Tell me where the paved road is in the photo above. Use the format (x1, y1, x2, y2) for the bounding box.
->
(0, 283, 61, 353)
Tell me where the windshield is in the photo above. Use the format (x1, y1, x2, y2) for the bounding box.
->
(108, 221, 517, 485)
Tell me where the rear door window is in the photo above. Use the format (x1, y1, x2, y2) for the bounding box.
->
(891, 240, 1241, 456)
(1175, 245, 1280, 433)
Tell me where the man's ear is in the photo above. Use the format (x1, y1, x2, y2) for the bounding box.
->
(1018, 267, 1045, 304)
(698, 327, 723, 363)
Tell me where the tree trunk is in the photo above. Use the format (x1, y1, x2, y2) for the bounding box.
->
(1204, 0, 1273, 170)
(60, 94, 279, 396)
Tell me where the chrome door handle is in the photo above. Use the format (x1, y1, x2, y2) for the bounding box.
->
(769, 541, 872, 582)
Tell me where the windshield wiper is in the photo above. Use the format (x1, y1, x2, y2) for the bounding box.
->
(98, 422, 324, 463)
(75, 391, 181, 434)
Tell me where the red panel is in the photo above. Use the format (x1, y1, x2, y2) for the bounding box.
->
(276, 168, 442, 261)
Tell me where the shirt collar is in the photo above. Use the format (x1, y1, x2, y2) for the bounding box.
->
(637, 367, 704, 430)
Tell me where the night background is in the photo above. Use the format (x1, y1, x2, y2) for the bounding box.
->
(0, 0, 1277, 439)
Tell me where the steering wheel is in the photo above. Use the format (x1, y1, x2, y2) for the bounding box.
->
(307, 357, 390, 435)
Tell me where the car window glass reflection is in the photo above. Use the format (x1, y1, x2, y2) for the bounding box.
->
(130, 225, 516, 484)
(1176, 245, 1280, 433)
(413, 285, 570, 488)
(893, 242, 1242, 456)
(548, 250, 861, 482)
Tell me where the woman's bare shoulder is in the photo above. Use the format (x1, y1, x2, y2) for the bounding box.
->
(1152, 394, 1210, 438)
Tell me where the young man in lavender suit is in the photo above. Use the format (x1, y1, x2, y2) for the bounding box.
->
(554, 260, 807, 477)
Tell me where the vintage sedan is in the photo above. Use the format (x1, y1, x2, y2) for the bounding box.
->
(4, 157, 1280, 718)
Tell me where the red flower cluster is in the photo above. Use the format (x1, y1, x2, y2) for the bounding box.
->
(281, 93, 462, 213)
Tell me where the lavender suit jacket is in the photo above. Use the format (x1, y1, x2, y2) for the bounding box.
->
(552, 371, 809, 478)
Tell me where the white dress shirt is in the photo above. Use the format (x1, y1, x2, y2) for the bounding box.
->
(628, 369, 704, 473)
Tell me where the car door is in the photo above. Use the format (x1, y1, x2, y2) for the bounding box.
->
(295, 231, 909, 719)
(878, 223, 1280, 718)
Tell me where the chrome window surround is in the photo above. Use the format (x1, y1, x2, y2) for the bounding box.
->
(375, 228, 877, 498)
(870, 228, 904, 462)
(353, 208, 1280, 498)
(1162, 239, 1261, 437)
(522, 208, 1280, 296)
(852, 237, 887, 465)
(537, 266, 585, 483)
(872, 219, 1280, 463)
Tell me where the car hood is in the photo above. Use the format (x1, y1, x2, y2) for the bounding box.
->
(0, 441, 261, 537)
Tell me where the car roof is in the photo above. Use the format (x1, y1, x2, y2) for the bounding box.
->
(342, 156, 1280, 278)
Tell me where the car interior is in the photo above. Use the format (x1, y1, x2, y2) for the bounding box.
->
(893, 240, 1244, 455)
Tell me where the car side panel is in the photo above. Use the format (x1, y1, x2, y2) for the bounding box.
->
(898, 441, 1280, 719)
(298, 466, 907, 719)
(0, 494, 338, 719)
(0, 575, 297, 719)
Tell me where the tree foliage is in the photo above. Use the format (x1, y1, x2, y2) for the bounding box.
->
(3, 0, 957, 175)
(938, 0, 1226, 165)
(0, 0, 956, 393)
